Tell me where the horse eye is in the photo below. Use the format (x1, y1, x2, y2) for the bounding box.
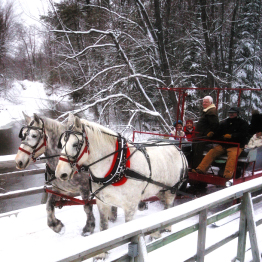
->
(32, 134, 37, 138)
(73, 143, 78, 148)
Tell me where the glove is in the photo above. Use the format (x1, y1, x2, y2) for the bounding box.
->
(207, 131, 214, 138)
(223, 134, 232, 139)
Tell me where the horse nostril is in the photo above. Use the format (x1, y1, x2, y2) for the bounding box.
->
(18, 161, 23, 168)
(61, 173, 68, 180)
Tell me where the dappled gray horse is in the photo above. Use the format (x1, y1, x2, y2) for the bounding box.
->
(55, 114, 188, 259)
(15, 113, 103, 235)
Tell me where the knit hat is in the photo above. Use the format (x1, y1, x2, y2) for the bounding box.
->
(186, 120, 193, 125)
(173, 120, 183, 127)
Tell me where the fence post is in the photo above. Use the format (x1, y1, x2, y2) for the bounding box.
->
(128, 234, 148, 262)
(235, 193, 248, 262)
(235, 192, 261, 262)
(245, 192, 261, 262)
(197, 209, 207, 262)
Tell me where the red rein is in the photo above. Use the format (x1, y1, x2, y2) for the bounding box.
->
(18, 136, 47, 161)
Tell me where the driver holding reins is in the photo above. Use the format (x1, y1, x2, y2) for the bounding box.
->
(193, 107, 249, 179)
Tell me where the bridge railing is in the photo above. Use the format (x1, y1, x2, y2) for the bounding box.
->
(56, 177, 262, 262)
(1, 157, 262, 261)
(0, 163, 47, 202)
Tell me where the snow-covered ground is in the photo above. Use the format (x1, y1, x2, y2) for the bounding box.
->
(0, 80, 262, 261)
(0, 80, 63, 129)
(0, 193, 262, 262)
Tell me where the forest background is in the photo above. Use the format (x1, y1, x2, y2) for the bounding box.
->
(1, 0, 262, 133)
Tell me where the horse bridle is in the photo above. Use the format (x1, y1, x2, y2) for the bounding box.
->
(57, 124, 89, 177)
(18, 118, 47, 161)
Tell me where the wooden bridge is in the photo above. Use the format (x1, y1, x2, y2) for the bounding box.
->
(0, 156, 262, 262)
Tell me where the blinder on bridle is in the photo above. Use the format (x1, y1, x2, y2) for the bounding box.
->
(18, 120, 45, 148)
(57, 124, 89, 161)
(17, 118, 47, 161)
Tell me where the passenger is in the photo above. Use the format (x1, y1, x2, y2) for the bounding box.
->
(249, 110, 262, 138)
(191, 95, 219, 168)
(192, 107, 249, 179)
(170, 120, 186, 140)
(245, 131, 262, 149)
(183, 120, 195, 141)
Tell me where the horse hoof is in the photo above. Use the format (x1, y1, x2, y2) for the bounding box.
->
(138, 201, 148, 211)
(49, 220, 65, 234)
(160, 225, 172, 233)
(82, 223, 95, 236)
(108, 215, 117, 222)
(81, 231, 91, 237)
(58, 226, 66, 235)
(93, 252, 108, 261)
(150, 231, 161, 240)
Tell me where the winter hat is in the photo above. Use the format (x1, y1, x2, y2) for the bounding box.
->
(228, 107, 240, 114)
(173, 120, 183, 127)
(186, 120, 193, 125)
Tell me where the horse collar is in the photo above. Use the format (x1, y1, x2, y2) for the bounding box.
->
(89, 135, 130, 187)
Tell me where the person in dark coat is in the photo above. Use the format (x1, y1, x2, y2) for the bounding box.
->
(191, 96, 219, 168)
(249, 110, 262, 138)
(193, 107, 249, 178)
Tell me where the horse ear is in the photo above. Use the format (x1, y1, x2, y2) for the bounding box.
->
(22, 111, 31, 124)
(33, 113, 40, 125)
(67, 113, 75, 127)
(74, 116, 82, 130)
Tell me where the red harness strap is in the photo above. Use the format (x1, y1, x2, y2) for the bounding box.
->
(18, 147, 31, 155)
(18, 135, 47, 161)
(104, 140, 130, 186)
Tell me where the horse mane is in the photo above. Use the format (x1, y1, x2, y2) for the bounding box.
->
(80, 119, 117, 157)
(41, 116, 66, 134)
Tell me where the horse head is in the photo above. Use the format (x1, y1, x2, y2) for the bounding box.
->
(56, 114, 90, 181)
(15, 112, 47, 169)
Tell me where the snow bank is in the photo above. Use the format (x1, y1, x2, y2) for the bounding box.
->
(0, 80, 65, 129)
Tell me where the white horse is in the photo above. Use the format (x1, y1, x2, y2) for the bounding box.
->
(15, 113, 107, 235)
(55, 114, 188, 258)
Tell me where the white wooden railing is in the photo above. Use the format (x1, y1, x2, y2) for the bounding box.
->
(55, 177, 262, 262)
(1, 157, 262, 261)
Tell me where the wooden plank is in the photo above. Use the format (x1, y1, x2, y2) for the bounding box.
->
(185, 231, 240, 262)
(136, 235, 148, 262)
(196, 209, 207, 262)
(0, 168, 46, 179)
(52, 178, 262, 262)
(147, 196, 261, 254)
(236, 192, 248, 262)
(245, 192, 261, 262)
(147, 223, 199, 253)
(207, 204, 240, 225)
(112, 255, 129, 262)
(0, 185, 52, 200)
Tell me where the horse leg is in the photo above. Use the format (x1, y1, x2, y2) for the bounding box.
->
(124, 207, 137, 226)
(108, 206, 117, 222)
(93, 200, 111, 261)
(80, 189, 96, 236)
(161, 191, 176, 233)
(82, 203, 95, 236)
(46, 194, 65, 234)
